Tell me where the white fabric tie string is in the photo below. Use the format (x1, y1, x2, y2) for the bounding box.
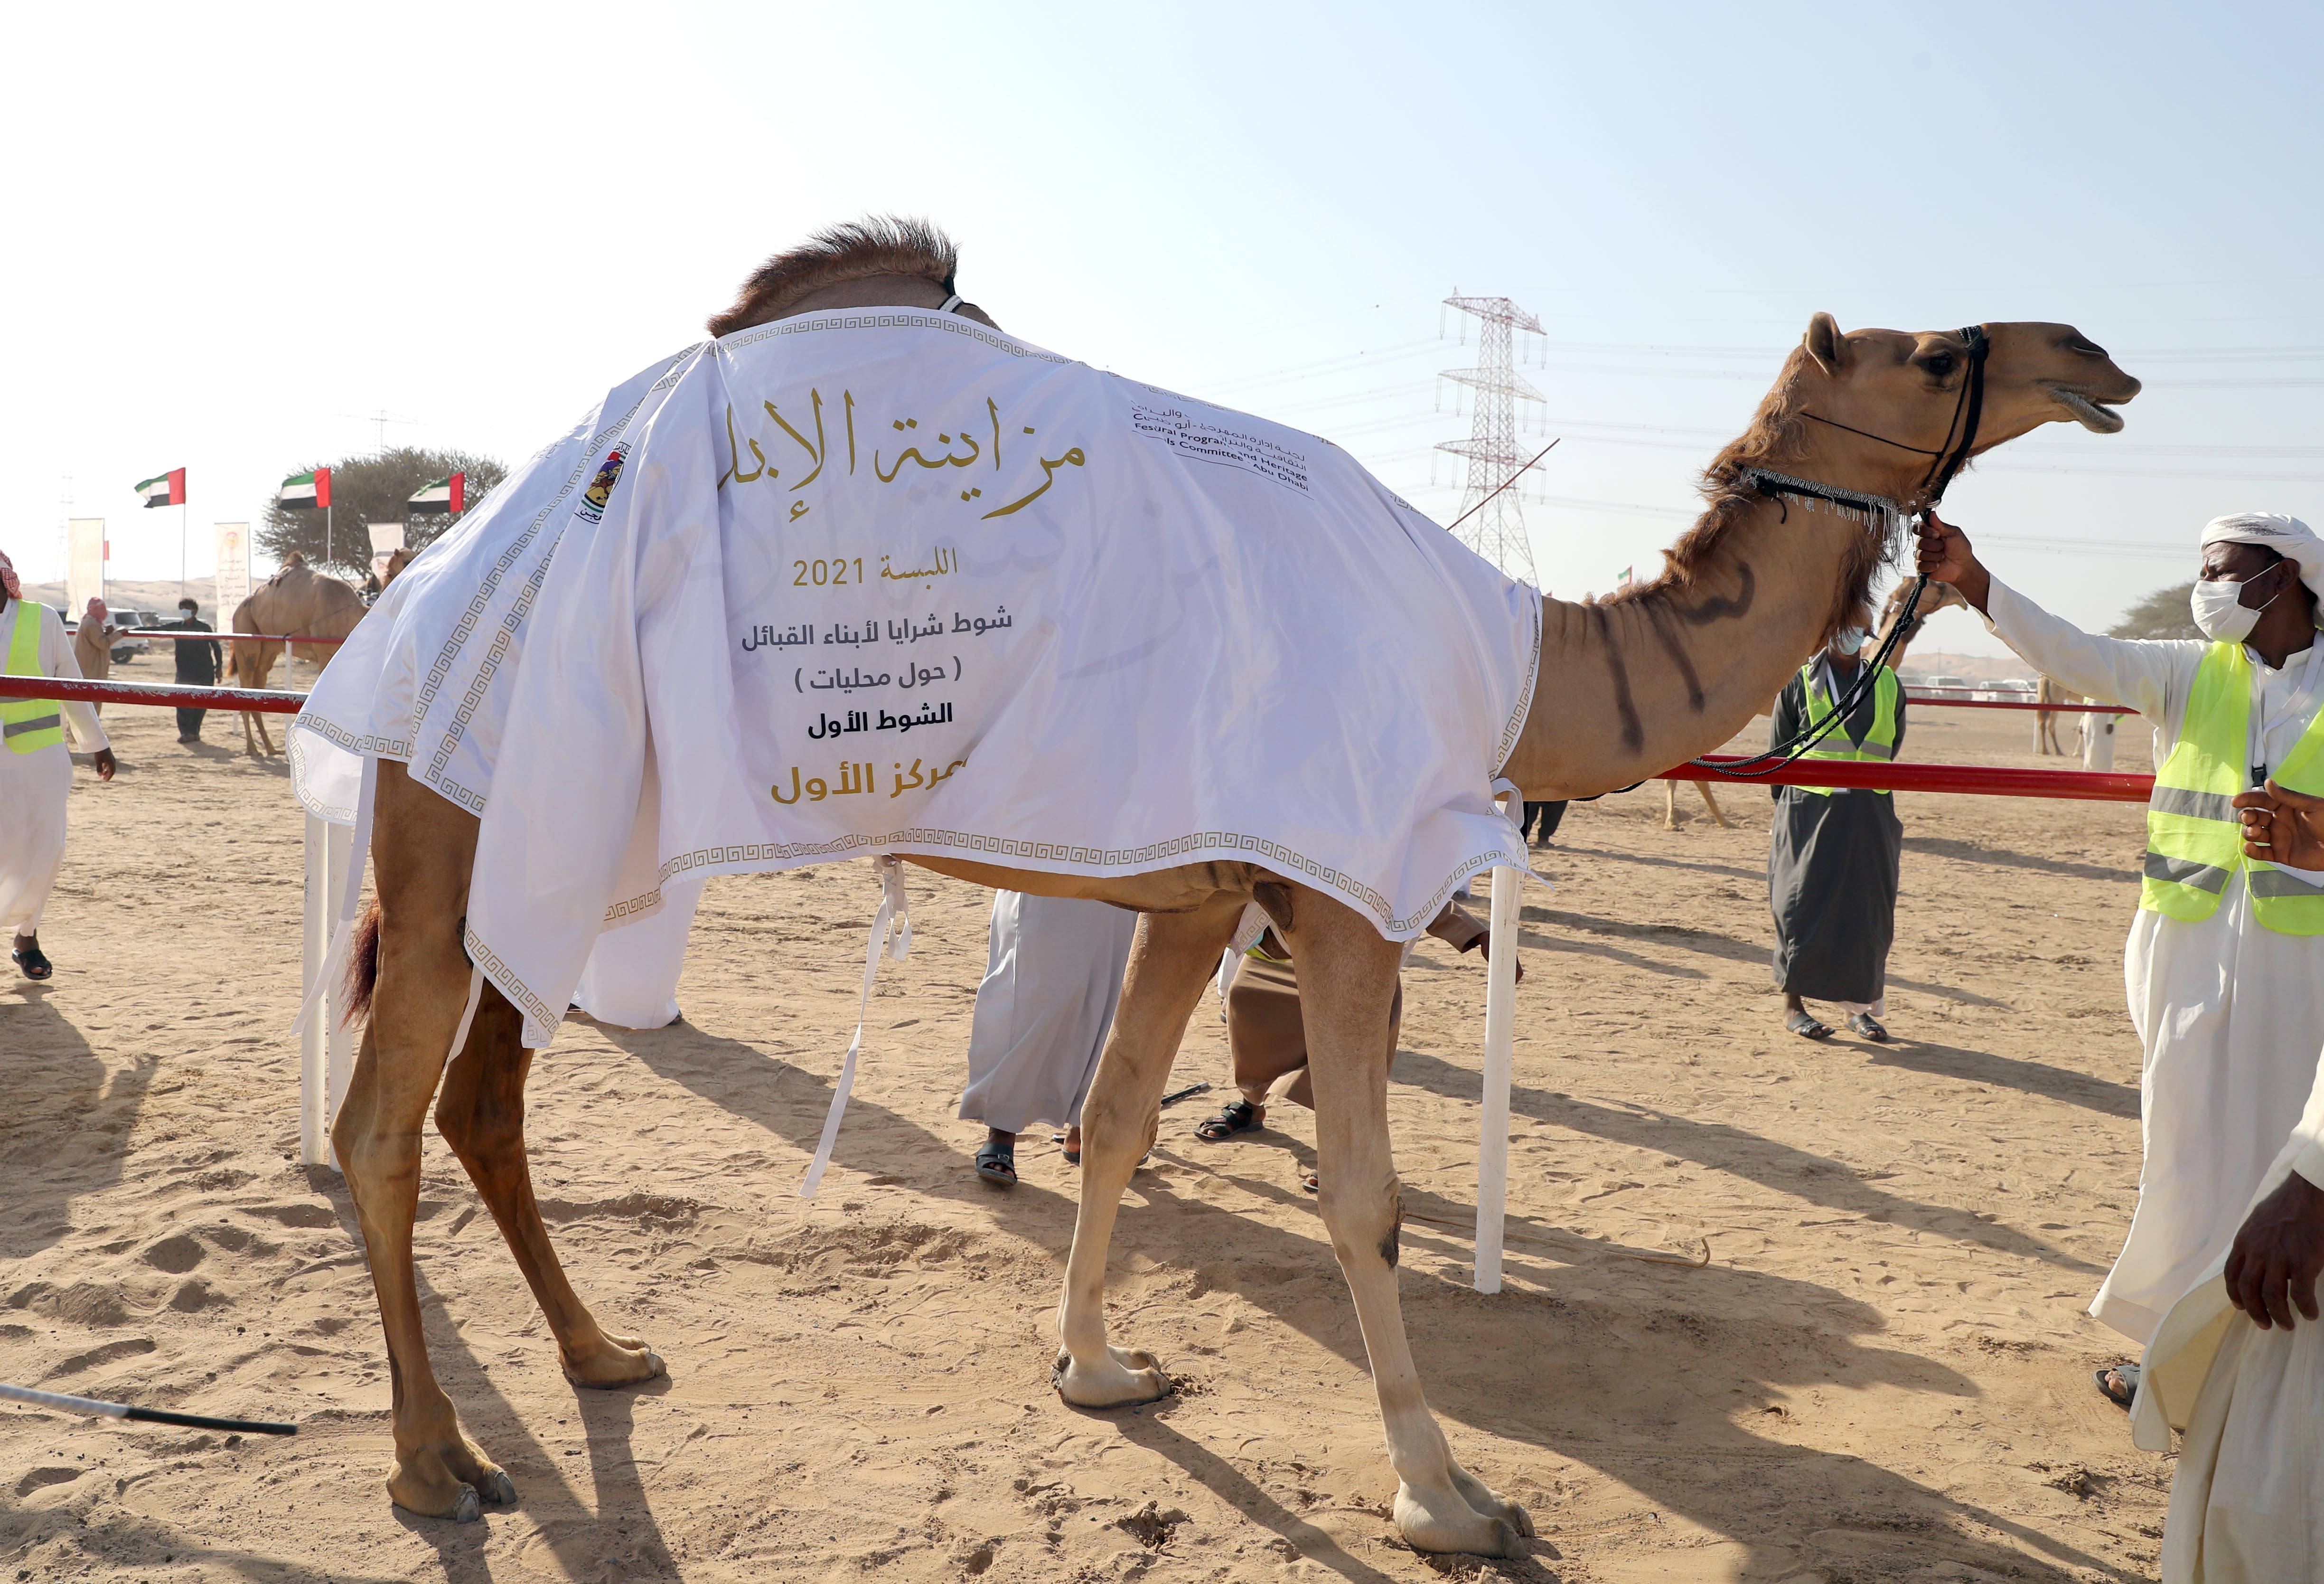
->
(1489, 776, 1547, 888)
(799, 856, 911, 1199)
(289, 754, 377, 1038)
(446, 964, 486, 1065)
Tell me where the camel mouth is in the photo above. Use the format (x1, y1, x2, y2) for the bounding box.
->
(2045, 384, 2127, 434)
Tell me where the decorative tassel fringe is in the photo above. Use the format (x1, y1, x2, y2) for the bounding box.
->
(1738, 467, 1913, 539)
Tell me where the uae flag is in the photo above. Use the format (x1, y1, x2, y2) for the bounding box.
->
(136, 468, 186, 508)
(279, 468, 332, 510)
(408, 472, 465, 515)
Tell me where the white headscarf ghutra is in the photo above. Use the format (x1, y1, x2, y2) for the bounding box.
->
(2200, 512, 2324, 626)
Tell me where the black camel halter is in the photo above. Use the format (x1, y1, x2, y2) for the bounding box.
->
(1685, 327, 1992, 782)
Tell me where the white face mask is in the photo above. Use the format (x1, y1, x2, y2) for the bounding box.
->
(2191, 575, 2278, 643)
(1830, 626, 1867, 657)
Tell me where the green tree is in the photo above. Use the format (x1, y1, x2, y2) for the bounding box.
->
(2110, 580, 2199, 641)
(259, 446, 507, 579)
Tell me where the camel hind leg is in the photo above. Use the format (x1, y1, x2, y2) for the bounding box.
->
(331, 759, 511, 1520)
(432, 994, 664, 1388)
(1289, 886, 1533, 1558)
(1053, 897, 1246, 1408)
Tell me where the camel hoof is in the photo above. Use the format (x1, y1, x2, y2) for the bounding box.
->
(563, 1335, 665, 1389)
(1448, 1463, 1534, 1537)
(389, 1467, 488, 1524)
(1052, 1344, 1170, 1409)
(478, 1468, 518, 1506)
(1395, 1484, 1527, 1559)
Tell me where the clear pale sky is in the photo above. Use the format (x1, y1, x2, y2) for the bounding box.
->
(6, 2, 2316, 658)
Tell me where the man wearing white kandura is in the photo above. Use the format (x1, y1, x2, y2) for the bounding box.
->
(0, 547, 118, 981)
(2133, 777, 2324, 1582)
(1915, 509, 2324, 1424)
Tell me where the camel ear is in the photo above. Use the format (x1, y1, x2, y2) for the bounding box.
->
(1802, 312, 1846, 376)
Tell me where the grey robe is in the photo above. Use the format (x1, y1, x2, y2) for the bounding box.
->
(1767, 661, 1907, 1004)
(959, 891, 1139, 1133)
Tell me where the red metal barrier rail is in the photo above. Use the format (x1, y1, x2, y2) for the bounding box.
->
(0, 679, 2156, 792)
(1910, 697, 2136, 714)
(0, 676, 309, 714)
(121, 629, 347, 646)
(1668, 754, 2153, 803)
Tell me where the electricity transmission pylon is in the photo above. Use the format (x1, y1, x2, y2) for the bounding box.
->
(1437, 294, 1546, 587)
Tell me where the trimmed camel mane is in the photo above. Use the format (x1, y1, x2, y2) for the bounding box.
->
(707, 216, 959, 338)
(1600, 346, 1896, 642)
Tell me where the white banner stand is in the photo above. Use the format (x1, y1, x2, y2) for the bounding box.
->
(324, 819, 355, 1167)
(1472, 862, 1521, 1294)
(298, 814, 356, 1170)
(300, 815, 329, 1166)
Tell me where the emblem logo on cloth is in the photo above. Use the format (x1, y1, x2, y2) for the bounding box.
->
(578, 445, 630, 524)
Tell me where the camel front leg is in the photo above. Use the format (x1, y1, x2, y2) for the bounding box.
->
(331, 761, 509, 1521)
(1053, 898, 1242, 1408)
(1291, 887, 1533, 1559)
(433, 995, 663, 1389)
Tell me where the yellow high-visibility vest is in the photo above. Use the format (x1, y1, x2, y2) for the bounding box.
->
(1793, 661, 1900, 797)
(2143, 641, 2324, 933)
(1, 601, 63, 755)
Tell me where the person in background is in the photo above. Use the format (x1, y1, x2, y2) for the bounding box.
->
(960, 891, 1139, 1187)
(160, 595, 221, 744)
(0, 547, 116, 980)
(1192, 895, 1517, 1192)
(69, 597, 116, 711)
(1918, 508, 2324, 1417)
(1519, 800, 1567, 846)
(1766, 606, 1907, 1043)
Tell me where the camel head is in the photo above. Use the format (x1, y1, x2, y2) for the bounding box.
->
(1785, 315, 2140, 506)
(382, 547, 417, 587)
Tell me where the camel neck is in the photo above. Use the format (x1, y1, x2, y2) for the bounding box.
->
(1502, 488, 1873, 798)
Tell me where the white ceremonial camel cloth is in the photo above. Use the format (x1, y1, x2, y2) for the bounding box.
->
(290, 311, 1540, 1048)
(0, 600, 109, 935)
(959, 890, 1138, 1134)
(1984, 577, 2324, 1344)
(2132, 1042, 2324, 1581)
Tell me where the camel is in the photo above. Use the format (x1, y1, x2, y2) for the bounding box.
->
(331, 224, 2140, 1556)
(379, 547, 417, 588)
(227, 555, 367, 756)
(1661, 777, 1730, 830)
(1874, 574, 1971, 672)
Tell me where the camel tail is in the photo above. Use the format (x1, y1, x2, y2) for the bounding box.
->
(343, 899, 383, 1026)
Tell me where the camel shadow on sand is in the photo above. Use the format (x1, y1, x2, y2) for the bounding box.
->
(568, 1016, 2136, 1581)
(1517, 905, 2014, 1009)
(0, 989, 158, 1262)
(1902, 834, 2137, 887)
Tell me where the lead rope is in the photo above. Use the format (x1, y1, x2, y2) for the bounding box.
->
(799, 856, 911, 1198)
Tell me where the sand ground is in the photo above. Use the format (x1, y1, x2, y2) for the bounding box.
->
(3, 689, 2179, 1583)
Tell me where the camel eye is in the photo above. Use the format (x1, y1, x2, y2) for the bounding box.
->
(1920, 352, 1956, 379)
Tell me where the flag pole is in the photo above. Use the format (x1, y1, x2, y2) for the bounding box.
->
(179, 500, 188, 605)
(325, 501, 333, 571)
